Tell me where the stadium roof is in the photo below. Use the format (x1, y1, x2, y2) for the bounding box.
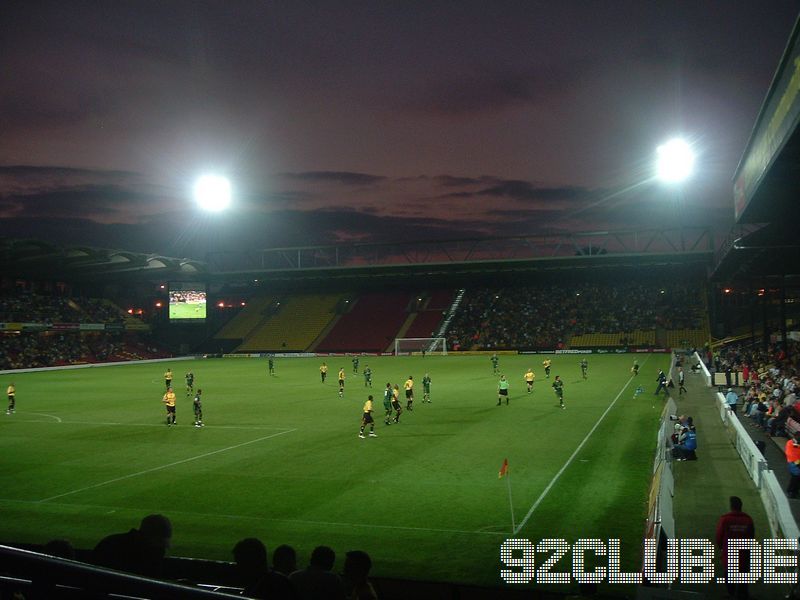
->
(0, 238, 207, 282)
(713, 15, 800, 282)
(2, 227, 715, 287)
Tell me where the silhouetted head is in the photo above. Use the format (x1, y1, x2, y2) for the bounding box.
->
(272, 544, 297, 575)
(139, 514, 172, 551)
(343, 550, 372, 583)
(233, 538, 268, 576)
(310, 545, 336, 571)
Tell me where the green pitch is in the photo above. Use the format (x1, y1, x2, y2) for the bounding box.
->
(169, 301, 206, 320)
(0, 353, 668, 588)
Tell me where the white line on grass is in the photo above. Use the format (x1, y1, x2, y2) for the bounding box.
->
(8, 419, 291, 431)
(1, 497, 506, 537)
(15, 412, 62, 422)
(513, 358, 649, 535)
(37, 428, 296, 503)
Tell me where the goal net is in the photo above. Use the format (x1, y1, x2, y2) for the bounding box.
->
(394, 337, 447, 356)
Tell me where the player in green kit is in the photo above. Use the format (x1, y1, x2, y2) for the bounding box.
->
(553, 375, 565, 409)
(193, 389, 204, 427)
(185, 371, 194, 396)
(632, 360, 639, 376)
(383, 383, 393, 425)
(363, 365, 372, 388)
(352, 356, 359, 374)
(497, 375, 509, 406)
(491, 353, 499, 374)
(422, 373, 432, 403)
(580, 358, 588, 380)
(268, 356, 275, 376)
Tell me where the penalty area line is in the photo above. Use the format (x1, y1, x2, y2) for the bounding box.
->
(513, 358, 649, 535)
(37, 428, 296, 503)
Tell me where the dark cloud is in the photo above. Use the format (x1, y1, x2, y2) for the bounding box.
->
(432, 175, 492, 187)
(1, 186, 163, 220)
(280, 171, 387, 186)
(435, 178, 593, 204)
(0, 165, 136, 179)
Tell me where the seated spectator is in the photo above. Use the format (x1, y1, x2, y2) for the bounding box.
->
(342, 550, 377, 600)
(92, 514, 172, 578)
(43, 538, 76, 560)
(752, 397, 770, 429)
(273, 544, 298, 577)
(232, 537, 293, 600)
(289, 545, 344, 600)
(672, 418, 697, 461)
(768, 404, 793, 437)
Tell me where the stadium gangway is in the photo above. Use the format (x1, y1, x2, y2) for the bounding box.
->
(0, 544, 245, 599)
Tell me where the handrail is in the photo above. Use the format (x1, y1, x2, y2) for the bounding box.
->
(0, 544, 245, 599)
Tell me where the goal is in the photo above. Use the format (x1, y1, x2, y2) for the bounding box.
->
(394, 337, 448, 356)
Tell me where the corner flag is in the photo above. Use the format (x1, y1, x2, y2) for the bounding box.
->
(499, 458, 509, 478)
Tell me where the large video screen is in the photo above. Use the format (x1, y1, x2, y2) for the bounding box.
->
(168, 283, 207, 322)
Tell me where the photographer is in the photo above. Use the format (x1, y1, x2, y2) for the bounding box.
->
(671, 417, 697, 461)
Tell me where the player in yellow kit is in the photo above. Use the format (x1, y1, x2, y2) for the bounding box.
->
(6, 382, 16, 415)
(162, 387, 177, 425)
(391, 384, 402, 423)
(320, 362, 328, 383)
(524, 369, 535, 393)
(359, 395, 377, 438)
(338, 368, 345, 398)
(404, 376, 414, 411)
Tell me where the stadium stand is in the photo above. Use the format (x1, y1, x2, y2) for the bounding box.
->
(400, 290, 453, 341)
(316, 291, 414, 353)
(236, 293, 342, 352)
(0, 293, 128, 324)
(447, 282, 706, 351)
(0, 332, 168, 369)
(213, 296, 274, 340)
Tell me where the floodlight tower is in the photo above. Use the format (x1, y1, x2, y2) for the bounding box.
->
(656, 137, 695, 251)
(193, 174, 232, 212)
(656, 138, 694, 184)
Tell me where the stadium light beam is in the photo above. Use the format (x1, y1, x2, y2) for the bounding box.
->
(194, 175, 232, 212)
(655, 138, 695, 183)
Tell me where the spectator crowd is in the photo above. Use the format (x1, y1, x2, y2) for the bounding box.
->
(10, 514, 378, 599)
(0, 292, 126, 324)
(447, 282, 705, 350)
(0, 332, 168, 369)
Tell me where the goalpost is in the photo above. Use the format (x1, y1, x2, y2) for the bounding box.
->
(394, 337, 448, 356)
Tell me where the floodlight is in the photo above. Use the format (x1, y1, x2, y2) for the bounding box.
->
(656, 138, 694, 183)
(194, 175, 232, 211)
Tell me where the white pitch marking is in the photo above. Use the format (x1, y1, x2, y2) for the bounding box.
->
(15, 412, 62, 422)
(37, 429, 297, 503)
(0, 497, 504, 537)
(513, 358, 649, 535)
(7, 419, 291, 431)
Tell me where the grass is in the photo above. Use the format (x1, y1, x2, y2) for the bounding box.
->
(0, 353, 669, 588)
(169, 301, 207, 320)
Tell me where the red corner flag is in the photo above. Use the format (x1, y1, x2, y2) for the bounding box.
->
(499, 458, 509, 479)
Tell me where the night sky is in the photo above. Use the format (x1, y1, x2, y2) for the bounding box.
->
(1, 1, 798, 260)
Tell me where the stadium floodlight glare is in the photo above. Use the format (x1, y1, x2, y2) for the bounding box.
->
(655, 138, 694, 183)
(194, 175, 231, 212)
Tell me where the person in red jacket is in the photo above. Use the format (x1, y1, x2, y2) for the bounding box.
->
(715, 496, 755, 600)
(786, 433, 800, 498)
